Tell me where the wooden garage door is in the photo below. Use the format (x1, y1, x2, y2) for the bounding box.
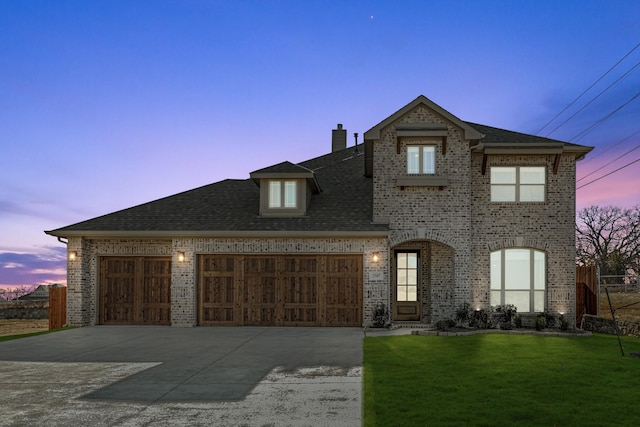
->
(198, 254, 362, 326)
(99, 257, 171, 325)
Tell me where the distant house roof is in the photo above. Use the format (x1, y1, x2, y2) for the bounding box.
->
(17, 285, 60, 301)
(45, 146, 388, 238)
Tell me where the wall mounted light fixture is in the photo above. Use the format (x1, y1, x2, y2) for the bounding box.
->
(177, 251, 186, 262)
(68, 251, 77, 261)
(372, 252, 380, 263)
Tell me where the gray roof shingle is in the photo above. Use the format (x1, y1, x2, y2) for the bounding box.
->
(46, 145, 386, 236)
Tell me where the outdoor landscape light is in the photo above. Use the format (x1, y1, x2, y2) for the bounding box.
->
(68, 251, 77, 261)
(372, 252, 380, 263)
(177, 251, 186, 262)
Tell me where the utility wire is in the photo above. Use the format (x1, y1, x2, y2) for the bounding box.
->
(536, 41, 640, 135)
(545, 60, 640, 137)
(576, 157, 640, 190)
(580, 128, 640, 165)
(570, 91, 640, 142)
(577, 143, 640, 182)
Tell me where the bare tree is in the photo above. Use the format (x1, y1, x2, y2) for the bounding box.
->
(0, 285, 38, 301)
(576, 205, 640, 277)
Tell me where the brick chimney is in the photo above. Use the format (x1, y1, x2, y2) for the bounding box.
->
(332, 124, 347, 152)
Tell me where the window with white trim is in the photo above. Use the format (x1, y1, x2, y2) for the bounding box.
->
(490, 248, 546, 313)
(490, 166, 545, 202)
(268, 180, 297, 208)
(407, 146, 435, 174)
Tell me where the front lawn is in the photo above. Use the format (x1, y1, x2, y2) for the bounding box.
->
(364, 333, 640, 426)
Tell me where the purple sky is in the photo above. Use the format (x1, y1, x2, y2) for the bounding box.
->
(1, 0, 639, 288)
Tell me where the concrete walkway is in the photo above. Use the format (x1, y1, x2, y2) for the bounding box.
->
(0, 326, 363, 426)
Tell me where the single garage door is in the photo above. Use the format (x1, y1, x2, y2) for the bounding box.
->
(198, 254, 362, 326)
(99, 257, 171, 325)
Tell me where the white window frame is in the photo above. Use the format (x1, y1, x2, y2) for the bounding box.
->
(268, 180, 297, 209)
(490, 248, 546, 313)
(490, 166, 546, 202)
(407, 145, 436, 175)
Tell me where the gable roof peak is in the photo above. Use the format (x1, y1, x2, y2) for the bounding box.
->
(364, 95, 484, 141)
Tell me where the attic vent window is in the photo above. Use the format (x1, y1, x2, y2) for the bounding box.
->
(269, 180, 297, 208)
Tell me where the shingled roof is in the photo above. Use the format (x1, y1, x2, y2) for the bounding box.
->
(45, 145, 387, 237)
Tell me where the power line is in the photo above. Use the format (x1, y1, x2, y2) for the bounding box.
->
(581, 128, 640, 165)
(545, 60, 640, 137)
(536, 41, 640, 135)
(577, 143, 640, 182)
(576, 157, 640, 190)
(570, 90, 640, 142)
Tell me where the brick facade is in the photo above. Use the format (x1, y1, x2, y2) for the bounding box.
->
(67, 237, 388, 327)
(61, 96, 584, 329)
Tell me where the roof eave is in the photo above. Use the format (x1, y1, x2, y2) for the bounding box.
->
(45, 229, 390, 239)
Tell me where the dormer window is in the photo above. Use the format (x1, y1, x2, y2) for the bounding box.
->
(407, 145, 435, 174)
(250, 161, 321, 217)
(269, 180, 297, 208)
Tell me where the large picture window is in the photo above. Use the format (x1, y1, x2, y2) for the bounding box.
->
(407, 146, 435, 174)
(268, 180, 297, 208)
(490, 248, 545, 313)
(491, 166, 545, 202)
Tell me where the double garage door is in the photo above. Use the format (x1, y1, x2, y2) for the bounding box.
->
(99, 254, 362, 327)
(198, 254, 363, 327)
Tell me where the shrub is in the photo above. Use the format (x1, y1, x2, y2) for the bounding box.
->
(435, 319, 456, 331)
(455, 302, 471, 325)
(513, 314, 523, 328)
(372, 302, 389, 328)
(559, 314, 569, 331)
(535, 314, 547, 331)
(469, 308, 492, 329)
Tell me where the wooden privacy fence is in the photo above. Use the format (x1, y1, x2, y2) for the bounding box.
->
(49, 286, 66, 330)
(576, 266, 598, 326)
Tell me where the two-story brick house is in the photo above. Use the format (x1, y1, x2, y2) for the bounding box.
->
(46, 95, 592, 328)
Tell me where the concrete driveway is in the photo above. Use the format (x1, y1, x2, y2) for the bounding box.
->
(0, 326, 363, 426)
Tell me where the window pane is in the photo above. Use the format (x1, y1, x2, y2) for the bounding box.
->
(520, 167, 545, 184)
(397, 286, 407, 302)
(269, 181, 281, 208)
(534, 291, 545, 312)
(284, 181, 297, 208)
(491, 290, 502, 306)
(397, 269, 407, 285)
(397, 253, 407, 268)
(504, 249, 530, 289)
(407, 147, 420, 174)
(407, 270, 417, 285)
(491, 185, 516, 202)
(491, 167, 516, 184)
(422, 146, 435, 174)
(505, 291, 530, 312)
(520, 185, 545, 202)
(534, 251, 546, 289)
(407, 286, 417, 302)
(407, 253, 418, 268)
(490, 251, 501, 290)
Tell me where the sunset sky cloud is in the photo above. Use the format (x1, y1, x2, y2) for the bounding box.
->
(1, 1, 638, 288)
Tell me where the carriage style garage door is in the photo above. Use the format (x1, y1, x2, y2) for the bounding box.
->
(99, 257, 171, 325)
(198, 254, 363, 326)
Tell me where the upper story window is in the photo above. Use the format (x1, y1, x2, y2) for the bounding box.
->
(268, 180, 297, 208)
(490, 166, 545, 202)
(407, 146, 435, 174)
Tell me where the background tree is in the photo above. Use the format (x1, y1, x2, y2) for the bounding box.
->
(576, 205, 640, 277)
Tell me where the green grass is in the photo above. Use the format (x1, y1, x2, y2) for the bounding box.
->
(0, 327, 70, 342)
(364, 333, 640, 427)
